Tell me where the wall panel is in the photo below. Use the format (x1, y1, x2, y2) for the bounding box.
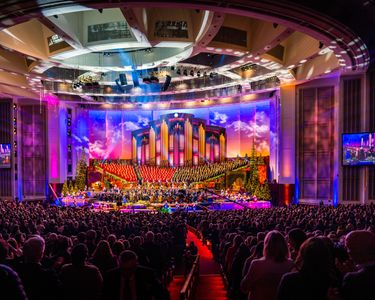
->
(20, 104, 47, 199)
(341, 78, 361, 201)
(0, 100, 12, 197)
(298, 86, 334, 201)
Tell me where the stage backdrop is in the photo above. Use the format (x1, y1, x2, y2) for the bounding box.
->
(73, 101, 272, 160)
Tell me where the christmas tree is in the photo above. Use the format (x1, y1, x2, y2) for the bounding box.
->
(61, 180, 69, 197)
(245, 137, 272, 200)
(68, 180, 74, 194)
(246, 138, 260, 195)
(75, 149, 87, 191)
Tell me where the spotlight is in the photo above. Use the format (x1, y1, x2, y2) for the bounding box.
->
(183, 69, 188, 76)
(197, 70, 201, 77)
(209, 72, 214, 78)
(53, 15, 58, 19)
(272, 23, 278, 29)
(176, 68, 181, 75)
(319, 41, 324, 49)
(190, 69, 194, 76)
(203, 72, 207, 77)
(98, 8, 103, 13)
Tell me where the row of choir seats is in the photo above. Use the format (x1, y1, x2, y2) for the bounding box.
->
(137, 165, 176, 182)
(99, 163, 138, 182)
(97, 159, 248, 183)
(172, 159, 248, 182)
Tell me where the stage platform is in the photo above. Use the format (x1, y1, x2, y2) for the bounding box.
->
(60, 196, 271, 212)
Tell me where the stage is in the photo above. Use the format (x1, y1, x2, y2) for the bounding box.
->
(60, 195, 271, 212)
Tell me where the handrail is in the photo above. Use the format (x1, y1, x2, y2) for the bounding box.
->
(180, 254, 200, 300)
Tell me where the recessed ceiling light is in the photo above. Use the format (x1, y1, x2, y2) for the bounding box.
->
(299, 59, 307, 63)
(215, 48, 222, 52)
(324, 70, 331, 74)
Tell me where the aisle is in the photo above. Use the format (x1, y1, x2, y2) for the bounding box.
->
(186, 230, 227, 300)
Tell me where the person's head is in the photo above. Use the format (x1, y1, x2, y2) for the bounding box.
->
(77, 232, 86, 243)
(296, 237, 331, 277)
(86, 230, 97, 242)
(23, 235, 45, 263)
(250, 241, 263, 259)
(288, 228, 307, 253)
(263, 230, 289, 262)
(145, 231, 154, 243)
(345, 230, 375, 265)
(93, 240, 113, 259)
(112, 241, 125, 257)
(107, 234, 116, 246)
(0, 239, 9, 261)
(119, 250, 138, 275)
(133, 236, 142, 247)
(71, 243, 88, 266)
(233, 235, 244, 248)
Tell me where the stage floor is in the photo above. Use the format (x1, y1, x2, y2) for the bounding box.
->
(60, 197, 271, 212)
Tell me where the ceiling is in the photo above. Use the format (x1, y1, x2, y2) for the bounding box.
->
(0, 0, 370, 103)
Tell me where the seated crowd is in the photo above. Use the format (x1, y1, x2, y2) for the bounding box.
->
(0, 200, 186, 300)
(187, 204, 375, 300)
(1, 198, 375, 300)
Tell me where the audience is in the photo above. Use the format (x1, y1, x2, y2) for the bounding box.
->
(0, 200, 186, 300)
(187, 203, 375, 300)
(1, 198, 375, 300)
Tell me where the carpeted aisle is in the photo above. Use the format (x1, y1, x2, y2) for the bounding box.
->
(168, 230, 227, 300)
(186, 230, 227, 300)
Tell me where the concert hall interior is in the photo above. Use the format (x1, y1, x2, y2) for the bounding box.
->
(0, 1, 375, 300)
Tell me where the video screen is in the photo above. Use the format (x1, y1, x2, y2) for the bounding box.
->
(0, 144, 11, 168)
(342, 133, 375, 166)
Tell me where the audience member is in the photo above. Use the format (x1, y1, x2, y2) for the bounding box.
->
(341, 230, 375, 300)
(60, 243, 103, 300)
(102, 250, 170, 300)
(241, 231, 294, 300)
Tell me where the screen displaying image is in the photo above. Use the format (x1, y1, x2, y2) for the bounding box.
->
(0, 144, 11, 168)
(342, 132, 375, 166)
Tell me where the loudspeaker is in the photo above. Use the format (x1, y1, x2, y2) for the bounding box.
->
(162, 75, 171, 91)
(119, 74, 127, 85)
(131, 71, 139, 87)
